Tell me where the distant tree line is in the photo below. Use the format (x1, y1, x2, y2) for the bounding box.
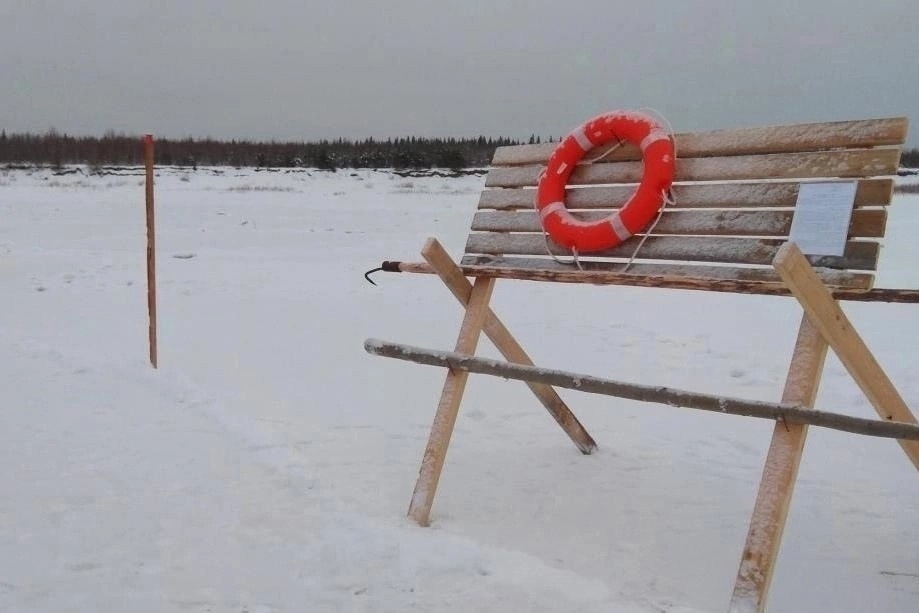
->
(901, 149, 919, 169)
(0, 129, 546, 171)
(3, 129, 916, 171)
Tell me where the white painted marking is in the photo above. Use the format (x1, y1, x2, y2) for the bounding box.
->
(640, 128, 671, 152)
(608, 212, 632, 241)
(539, 201, 567, 221)
(572, 127, 593, 152)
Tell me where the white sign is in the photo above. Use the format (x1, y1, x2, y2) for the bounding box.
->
(788, 181, 857, 256)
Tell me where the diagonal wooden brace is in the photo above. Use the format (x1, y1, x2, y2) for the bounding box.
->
(405, 238, 597, 527)
(419, 238, 597, 455)
(774, 242, 919, 468)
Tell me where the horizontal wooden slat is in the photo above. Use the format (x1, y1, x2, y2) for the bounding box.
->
(464, 233, 879, 270)
(470, 208, 887, 238)
(477, 178, 894, 210)
(388, 260, 919, 301)
(485, 148, 902, 188)
(492, 117, 909, 166)
(459, 256, 873, 289)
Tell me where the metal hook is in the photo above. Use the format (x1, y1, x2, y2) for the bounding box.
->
(364, 266, 383, 285)
(364, 261, 402, 285)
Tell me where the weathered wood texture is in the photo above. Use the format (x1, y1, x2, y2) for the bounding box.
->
(730, 315, 828, 613)
(418, 238, 597, 454)
(391, 260, 919, 301)
(477, 178, 894, 210)
(774, 243, 919, 470)
(469, 117, 907, 288)
(485, 148, 901, 188)
(491, 117, 909, 165)
(464, 234, 879, 270)
(470, 208, 887, 237)
(407, 276, 495, 527)
(143, 134, 157, 369)
(363, 339, 919, 442)
(457, 257, 873, 288)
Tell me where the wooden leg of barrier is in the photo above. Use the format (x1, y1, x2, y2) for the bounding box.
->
(729, 314, 828, 613)
(774, 242, 919, 469)
(420, 238, 597, 454)
(407, 275, 496, 526)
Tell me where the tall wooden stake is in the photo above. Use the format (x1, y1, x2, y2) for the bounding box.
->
(144, 134, 157, 368)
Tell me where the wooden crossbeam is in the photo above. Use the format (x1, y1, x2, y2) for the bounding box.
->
(364, 338, 919, 441)
(383, 260, 919, 302)
(457, 257, 874, 289)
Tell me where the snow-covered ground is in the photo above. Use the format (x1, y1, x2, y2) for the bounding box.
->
(1, 165, 918, 612)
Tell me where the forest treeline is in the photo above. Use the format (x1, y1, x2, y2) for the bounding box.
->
(0, 129, 548, 170)
(1, 129, 917, 170)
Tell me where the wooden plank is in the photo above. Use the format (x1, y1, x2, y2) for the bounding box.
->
(407, 276, 496, 527)
(477, 178, 894, 210)
(464, 233, 880, 270)
(485, 148, 902, 188)
(470, 208, 887, 238)
(730, 315, 828, 613)
(387, 260, 919, 302)
(364, 339, 919, 442)
(492, 117, 909, 166)
(457, 256, 873, 288)
(394, 260, 919, 301)
(773, 242, 919, 470)
(419, 238, 598, 455)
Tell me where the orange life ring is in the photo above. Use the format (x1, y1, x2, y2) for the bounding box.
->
(535, 110, 675, 253)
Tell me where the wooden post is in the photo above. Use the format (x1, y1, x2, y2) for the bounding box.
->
(730, 314, 827, 613)
(143, 134, 157, 369)
(407, 276, 496, 526)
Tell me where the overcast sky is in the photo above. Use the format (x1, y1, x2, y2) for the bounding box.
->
(2, 1, 917, 145)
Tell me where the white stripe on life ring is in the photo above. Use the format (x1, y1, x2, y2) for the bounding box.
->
(608, 212, 632, 241)
(640, 128, 671, 152)
(572, 126, 593, 152)
(539, 201, 567, 221)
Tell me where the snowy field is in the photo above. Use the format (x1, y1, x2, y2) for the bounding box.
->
(2, 165, 918, 612)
